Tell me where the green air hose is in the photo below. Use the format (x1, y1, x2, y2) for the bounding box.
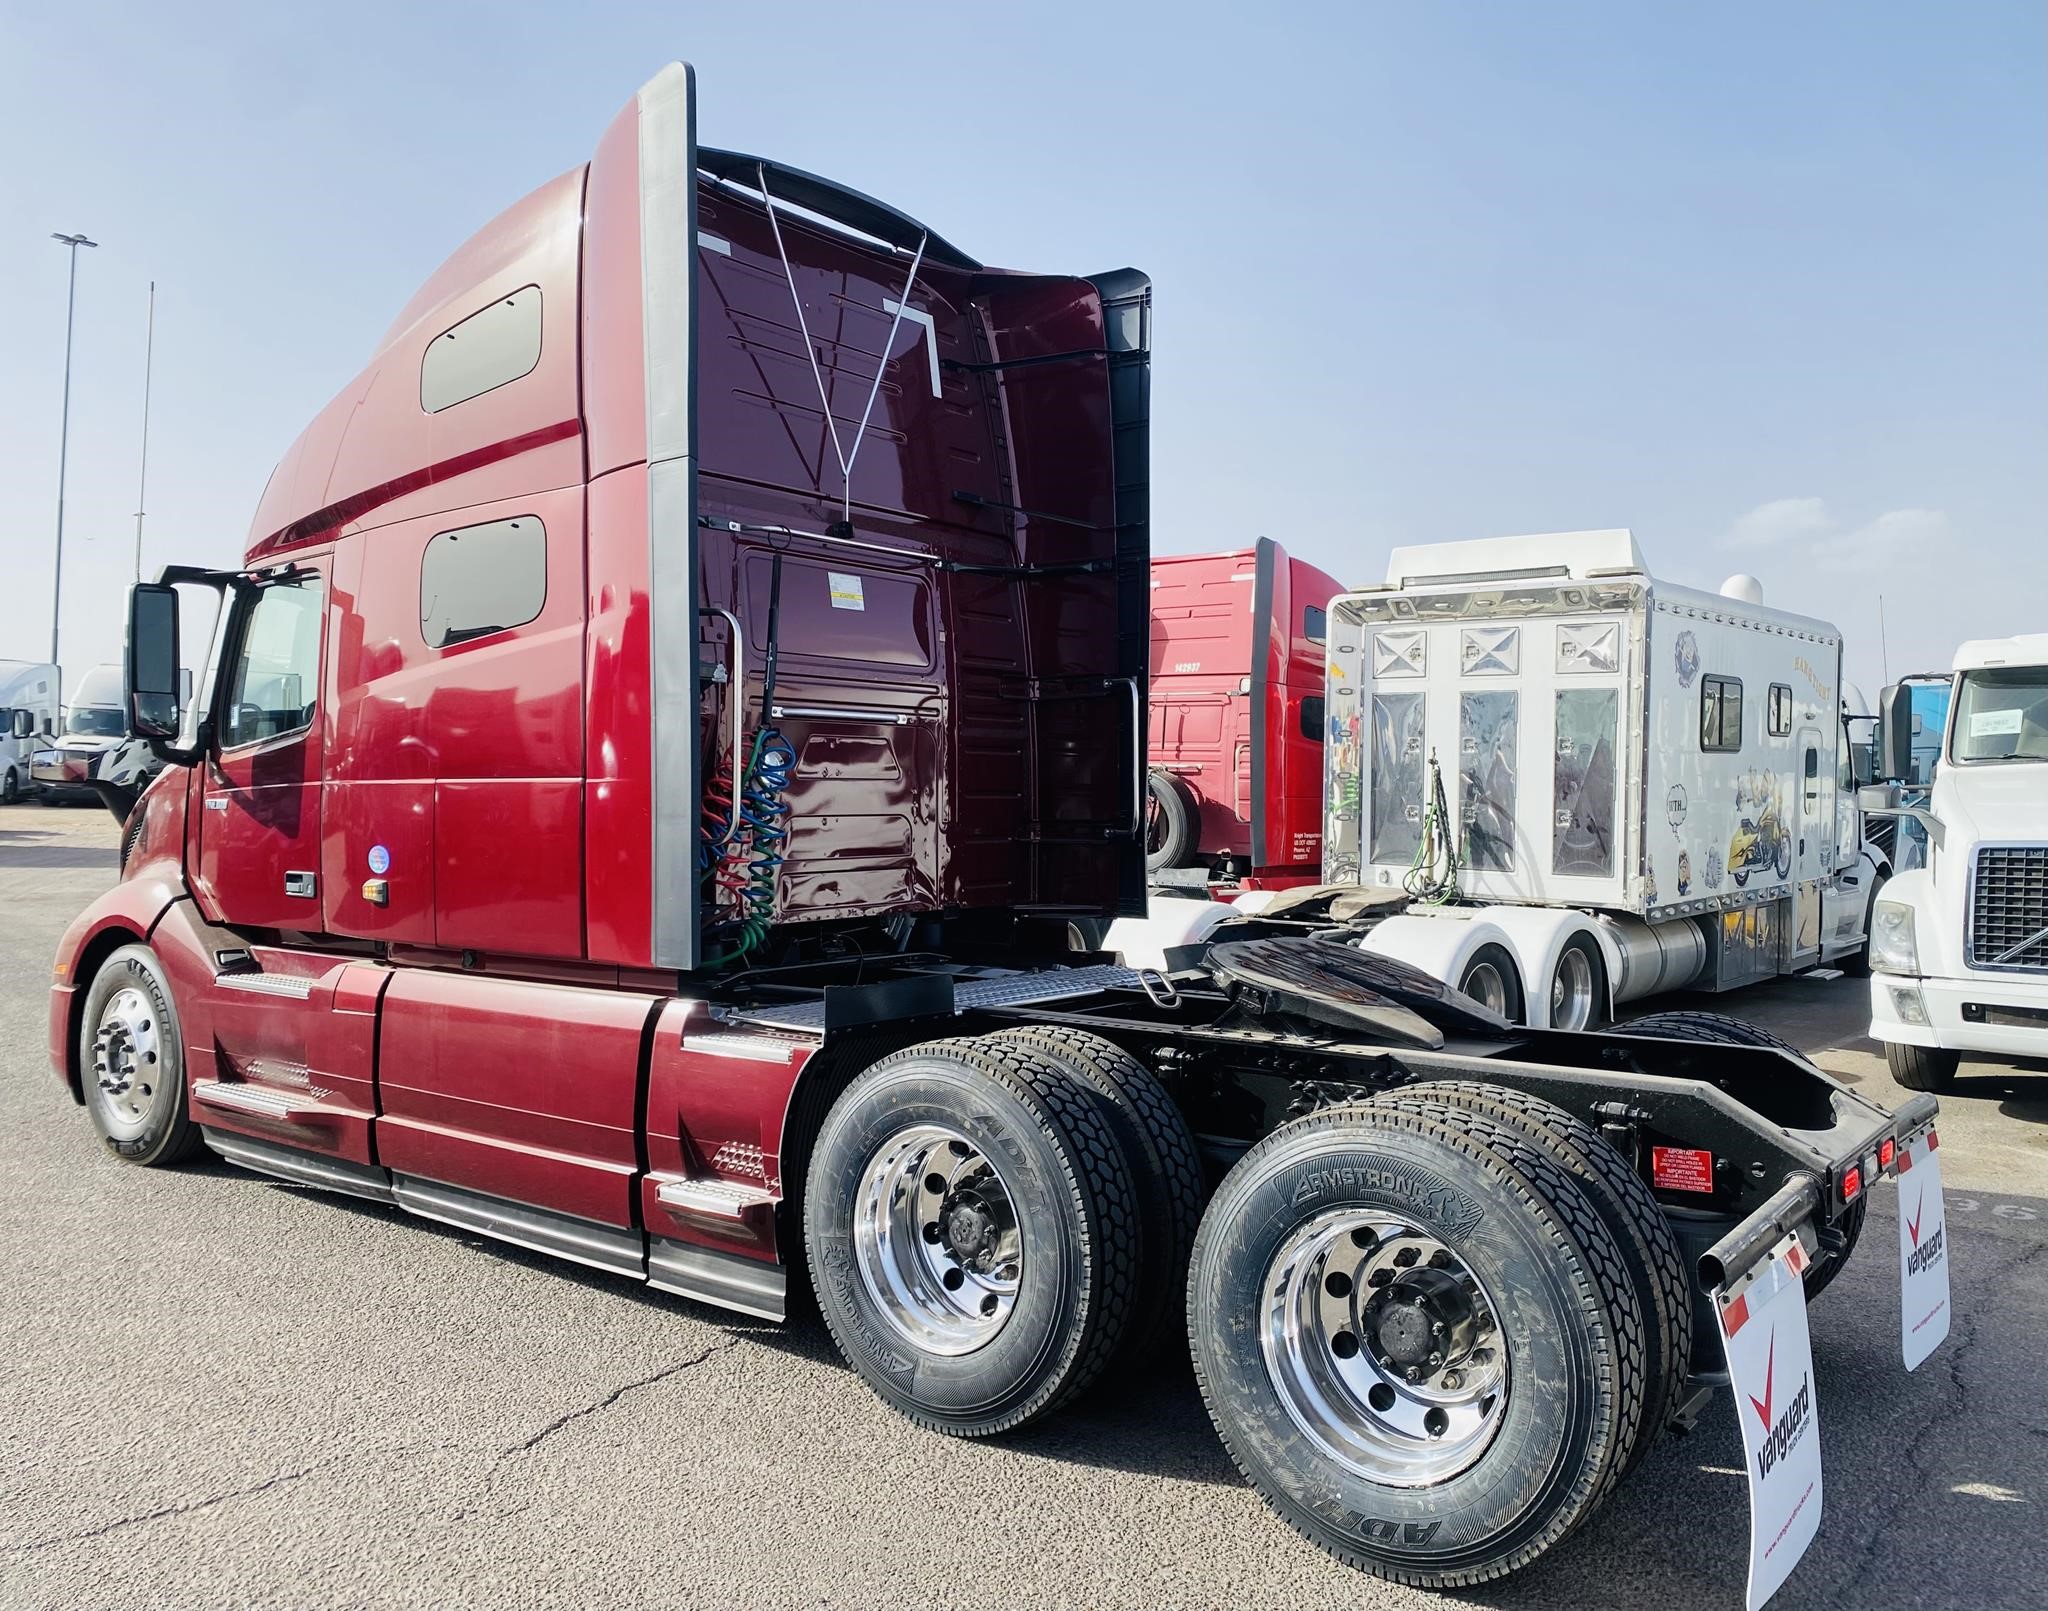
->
(1404, 749, 1460, 905)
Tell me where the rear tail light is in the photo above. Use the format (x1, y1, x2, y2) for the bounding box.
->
(1840, 1164, 1864, 1203)
(1878, 1137, 1896, 1170)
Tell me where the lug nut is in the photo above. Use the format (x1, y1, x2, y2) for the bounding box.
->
(1429, 1249, 1454, 1269)
(1441, 1370, 1462, 1390)
(1394, 1246, 1420, 1268)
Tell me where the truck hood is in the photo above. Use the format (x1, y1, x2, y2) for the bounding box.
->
(52, 735, 123, 755)
(1933, 763, 2048, 847)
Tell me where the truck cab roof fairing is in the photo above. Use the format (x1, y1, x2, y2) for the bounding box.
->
(696, 147, 981, 272)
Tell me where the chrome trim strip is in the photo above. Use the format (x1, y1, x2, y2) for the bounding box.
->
(647, 1237, 786, 1322)
(392, 1174, 646, 1280)
(203, 1129, 395, 1204)
(640, 60, 702, 971)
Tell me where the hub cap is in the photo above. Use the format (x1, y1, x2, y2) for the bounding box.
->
(853, 1124, 1023, 1356)
(1261, 1212, 1509, 1486)
(90, 986, 163, 1141)
(1550, 946, 1596, 1030)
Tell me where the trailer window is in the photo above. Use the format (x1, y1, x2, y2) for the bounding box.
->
(1700, 675, 1744, 752)
(1767, 683, 1793, 737)
(1369, 693, 1426, 864)
(1460, 691, 1518, 871)
(221, 578, 325, 749)
(420, 517, 547, 649)
(1303, 606, 1327, 645)
(1553, 689, 1617, 878)
(1299, 695, 1326, 742)
(420, 285, 542, 413)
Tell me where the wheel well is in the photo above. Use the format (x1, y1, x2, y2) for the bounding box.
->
(62, 927, 146, 1102)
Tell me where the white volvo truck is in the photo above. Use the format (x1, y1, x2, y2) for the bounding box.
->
(1864, 634, 2048, 1088)
(1, 659, 60, 803)
(1113, 532, 1891, 1026)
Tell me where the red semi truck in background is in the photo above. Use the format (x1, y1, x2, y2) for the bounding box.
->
(1147, 539, 1340, 887)
(53, 63, 1943, 1595)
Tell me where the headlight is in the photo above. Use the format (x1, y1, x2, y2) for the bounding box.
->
(1870, 900, 1919, 975)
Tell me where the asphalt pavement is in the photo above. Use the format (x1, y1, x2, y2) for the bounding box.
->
(3, 801, 2044, 1611)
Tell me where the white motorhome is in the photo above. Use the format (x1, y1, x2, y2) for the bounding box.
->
(1865, 633, 2048, 1088)
(0, 659, 60, 803)
(1305, 531, 1885, 1025)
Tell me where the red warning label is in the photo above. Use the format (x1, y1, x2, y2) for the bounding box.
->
(1652, 1145, 1715, 1194)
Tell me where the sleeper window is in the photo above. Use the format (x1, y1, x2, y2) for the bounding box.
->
(420, 285, 542, 413)
(1700, 675, 1744, 753)
(221, 578, 325, 749)
(1303, 605, 1327, 645)
(421, 517, 547, 649)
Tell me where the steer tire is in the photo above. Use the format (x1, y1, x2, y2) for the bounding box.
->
(1886, 1040, 1960, 1093)
(804, 1035, 1141, 1437)
(1366, 1086, 1660, 1488)
(1189, 1103, 1633, 1587)
(1, 767, 18, 804)
(80, 944, 203, 1167)
(993, 1026, 1207, 1366)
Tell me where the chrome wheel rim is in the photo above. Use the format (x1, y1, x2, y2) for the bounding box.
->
(854, 1123, 1023, 1356)
(1551, 947, 1596, 1030)
(1261, 1212, 1509, 1487)
(90, 985, 164, 1141)
(1460, 960, 1508, 1017)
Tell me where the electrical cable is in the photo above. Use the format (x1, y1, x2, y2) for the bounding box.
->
(1404, 749, 1461, 904)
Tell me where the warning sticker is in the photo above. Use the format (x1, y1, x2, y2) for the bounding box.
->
(1651, 1145, 1715, 1194)
(828, 572, 865, 611)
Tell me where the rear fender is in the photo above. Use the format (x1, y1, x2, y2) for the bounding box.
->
(1353, 911, 1520, 1007)
(1471, 906, 1614, 1029)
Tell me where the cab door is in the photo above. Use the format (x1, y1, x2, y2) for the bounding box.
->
(198, 565, 328, 931)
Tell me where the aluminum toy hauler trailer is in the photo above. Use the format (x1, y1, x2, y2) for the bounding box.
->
(1146, 539, 1341, 887)
(55, 65, 1944, 1599)
(1307, 532, 1888, 1028)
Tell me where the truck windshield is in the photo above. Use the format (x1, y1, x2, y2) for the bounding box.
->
(1949, 668, 2048, 765)
(65, 708, 127, 739)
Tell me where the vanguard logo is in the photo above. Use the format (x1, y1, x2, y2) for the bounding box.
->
(1906, 1187, 1946, 1276)
(1749, 1331, 1813, 1482)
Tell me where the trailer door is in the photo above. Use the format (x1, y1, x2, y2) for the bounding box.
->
(1791, 724, 1826, 965)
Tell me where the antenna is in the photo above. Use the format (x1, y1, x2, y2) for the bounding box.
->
(1878, 592, 1890, 685)
(133, 280, 156, 583)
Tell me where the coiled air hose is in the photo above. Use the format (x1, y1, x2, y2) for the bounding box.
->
(700, 550, 793, 965)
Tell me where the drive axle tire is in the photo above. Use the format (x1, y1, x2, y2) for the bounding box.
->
(1189, 1104, 1632, 1587)
(80, 944, 203, 1167)
(992, 1026, 1206, 1365)
(805, 1036, 1140, 1437)
(1145, 770, 1197, 873)
(1547, 936, 1607, 1031)
(1886, 1041, 1960, 1093)
(1457, 944, 1525, 1026)
(1389, 1082, 1689, 1474)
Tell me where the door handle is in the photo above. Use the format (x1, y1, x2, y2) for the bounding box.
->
(283, 871, 318, 898)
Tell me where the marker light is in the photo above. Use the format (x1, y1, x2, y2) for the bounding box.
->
(1879, 1138, 1896, 1171)
(1840, 1165, 1864, 1203)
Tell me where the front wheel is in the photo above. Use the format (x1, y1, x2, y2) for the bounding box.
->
(1189, 1104, 1635, 1586)
(1886, 1040, 1960, 1093)
(804, 1036, 1140, 1436)
(80, 944, 204, 1166)
(1, 767, 18, 804)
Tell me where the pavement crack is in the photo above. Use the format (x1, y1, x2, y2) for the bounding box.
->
(8, 1462, 327, 1556)
(502, 1339, 739, 1460)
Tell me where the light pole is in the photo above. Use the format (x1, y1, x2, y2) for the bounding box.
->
(50, 230, 98, 674)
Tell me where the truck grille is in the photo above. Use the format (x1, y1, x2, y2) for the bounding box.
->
(1970, 845, 2048, 971)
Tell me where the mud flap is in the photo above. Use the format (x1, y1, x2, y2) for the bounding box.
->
(1896, 1129, 1951, 1370)
(1717, 1233, 1822, 1611)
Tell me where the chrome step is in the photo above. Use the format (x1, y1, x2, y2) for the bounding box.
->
(655, 1177, 777, 1220)
(192, 1079, 308, 1121)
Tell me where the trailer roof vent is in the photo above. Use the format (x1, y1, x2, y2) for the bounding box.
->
(1720, 573, 1765, 605)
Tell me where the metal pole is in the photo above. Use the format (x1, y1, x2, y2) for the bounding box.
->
(49, 231, 98, 673)
(133, 280, 155, 584)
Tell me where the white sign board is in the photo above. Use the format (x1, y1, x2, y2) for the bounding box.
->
(1719, 1235, 1823, 1611)
(1897, 1131, 1951, 1370)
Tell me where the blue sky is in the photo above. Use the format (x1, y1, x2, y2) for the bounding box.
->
(1, 1, 2040, 703)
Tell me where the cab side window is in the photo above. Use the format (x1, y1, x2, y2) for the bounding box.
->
(420, 517, 547, 649)
(221, 578, 325, 749)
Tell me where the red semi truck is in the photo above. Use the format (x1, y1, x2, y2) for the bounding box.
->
(56, 64, 1944, 1594)
(1147, 539, 1341, 887)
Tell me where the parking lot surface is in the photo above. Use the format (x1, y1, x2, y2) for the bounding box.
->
(3, 801, 2044, 1611)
